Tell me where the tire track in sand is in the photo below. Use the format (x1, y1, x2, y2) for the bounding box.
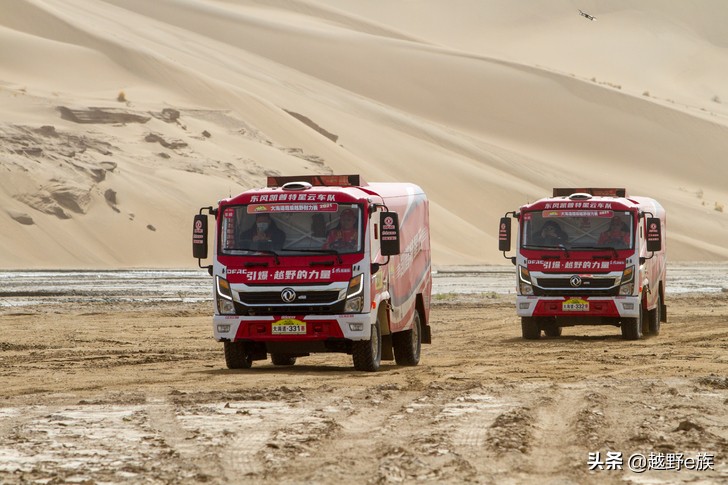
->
(144, 393, 312, 481)
(516, 383, 598, 482)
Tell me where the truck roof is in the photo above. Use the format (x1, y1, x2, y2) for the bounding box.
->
(522, 188, 665, 218)
(222, 175, 425, 205)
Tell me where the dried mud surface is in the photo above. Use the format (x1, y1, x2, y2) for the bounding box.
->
(1, 294, 727, 484)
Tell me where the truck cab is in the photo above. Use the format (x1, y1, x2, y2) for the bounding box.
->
(499, 188, 667, 340)
(194, 175, 431, 370)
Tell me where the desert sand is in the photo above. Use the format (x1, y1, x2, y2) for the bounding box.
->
(1, 0, 727, 268)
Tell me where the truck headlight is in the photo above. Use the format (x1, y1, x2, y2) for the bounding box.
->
(519, 265, 534, 296)
(216, 276, 236, 315)
(344, 274, 364, 313)
(619, 265, 634, 296)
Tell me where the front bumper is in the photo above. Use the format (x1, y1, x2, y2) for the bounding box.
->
(213, 313, 373, 342)
(516, 295, 641, 319)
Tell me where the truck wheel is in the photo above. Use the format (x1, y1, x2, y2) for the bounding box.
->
(224, 341, 253, 369)
(271, 353, 297, 366)
(648, 294, 661, 336)
(621, 304, 644, 340)
(393, 311, 422, 366)
(521, 317, 541, 339)
(543, 324, 562, 337)
(352, 322, 381, 372)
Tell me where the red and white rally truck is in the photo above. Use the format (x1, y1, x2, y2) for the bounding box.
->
(193, 175, 431, 371)
(499, 188, 667, 340)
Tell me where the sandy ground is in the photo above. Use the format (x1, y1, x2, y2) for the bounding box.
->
(1, 293, 726, 484)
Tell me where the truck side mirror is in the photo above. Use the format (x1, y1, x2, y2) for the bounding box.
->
(499, 217, 512, 252)
(646, 217, 662, 252)
(499, 217, 516, 265)
(380, 212, 400, 256)
(193, 214, 208, 259)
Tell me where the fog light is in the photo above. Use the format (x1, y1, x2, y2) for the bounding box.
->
(217, 324, 231, 333)
(519, 302, 530, 310)
(623, 303, 635, 310)
(349, 323, 364, 332)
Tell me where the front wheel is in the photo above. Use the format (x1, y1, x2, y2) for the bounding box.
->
(621, 304, 644, 340)
(521, 317, 541, 339)
(352, 322, 382, 372)
(224, 341, 253, 369)
(393, 311, 422, 366)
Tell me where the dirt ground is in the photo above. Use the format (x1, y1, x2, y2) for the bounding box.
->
(1, 293, 727, 484)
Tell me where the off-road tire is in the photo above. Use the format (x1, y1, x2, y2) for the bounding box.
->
(393, 311, 422, 366)
(521, 317, 541, 339)
(352, 322, 381, 372)
(224, 341, 253, 369)
(621, 304, 644, 340)
(648, 294, 661, 336)
(270, 353, 297, 366)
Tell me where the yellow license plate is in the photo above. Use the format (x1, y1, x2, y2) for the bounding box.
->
(562, 298, 589, 312)
(272, 319, 306, 335)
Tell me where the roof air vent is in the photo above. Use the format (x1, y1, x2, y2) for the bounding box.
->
(281, 181, 313, 191)
(569, 193, 593, 200)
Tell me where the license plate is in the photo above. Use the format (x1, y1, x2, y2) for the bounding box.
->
(272, 319, 306, 335)
(562, 298, 589, 312)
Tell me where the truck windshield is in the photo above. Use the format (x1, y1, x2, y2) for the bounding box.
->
(220, 203, 363, 256)
(522, 210, 634, 250)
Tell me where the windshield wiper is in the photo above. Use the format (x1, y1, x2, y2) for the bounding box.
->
(522, 244, 550, 250)
(557, 244, 570, 258)
(522, 244, 570, 258)
(574, 246, 619, 259)
(225, 247, 280, 265)
(279, 248, 342, 264)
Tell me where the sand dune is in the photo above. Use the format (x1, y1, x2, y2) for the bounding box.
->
(1, 0, 727, 268)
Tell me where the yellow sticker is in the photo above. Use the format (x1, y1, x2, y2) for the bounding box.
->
(562, 298, 589, 312)
(272, 319, 307, 335)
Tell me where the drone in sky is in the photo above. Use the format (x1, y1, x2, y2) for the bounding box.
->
(579, 9, 596, 21)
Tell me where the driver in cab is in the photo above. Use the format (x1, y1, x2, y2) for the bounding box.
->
(324, 209, 358, 251)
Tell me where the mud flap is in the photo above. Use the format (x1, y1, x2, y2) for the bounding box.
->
(421, 324, 432, 344)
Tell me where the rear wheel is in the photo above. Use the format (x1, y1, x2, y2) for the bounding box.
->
(521, 317, 541, 340)
(224, 341, 253, 369)
(543, 324, 562, 337)
(621, 304, 644, 340)
(393, 311, 422, 366)
(271, 353, 297, 366)
(352, 322, 382, 372)
(648, 294, 662, 336)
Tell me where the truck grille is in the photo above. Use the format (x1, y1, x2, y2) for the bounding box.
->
(238, 290, 341, 305)
(536, 277, 617, 289)
(234, 289, 345, 316)
(534, 276, 619, 297)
